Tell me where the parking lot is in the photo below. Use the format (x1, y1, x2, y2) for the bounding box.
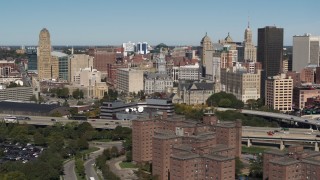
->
(0, 142, 43, 164)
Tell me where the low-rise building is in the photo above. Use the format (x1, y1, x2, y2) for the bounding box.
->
(132, 113, 241, 180)
(263, 145, 320, 180)
(0, 85, 33, 102)
(293, 86, 320, 110)
(144, 73, 173, 94)
(173, 82, 214, 105)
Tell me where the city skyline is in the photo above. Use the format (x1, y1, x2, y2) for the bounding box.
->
(0, 0, 319, 46)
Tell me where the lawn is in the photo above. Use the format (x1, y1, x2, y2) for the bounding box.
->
(242, 145, 268, 154)
(119, 162, 138, 169)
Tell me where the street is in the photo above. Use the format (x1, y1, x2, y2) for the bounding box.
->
(63, 159, 76, 180)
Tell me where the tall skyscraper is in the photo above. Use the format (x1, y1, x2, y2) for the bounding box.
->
(37, 28, 59, 81)
(293, 34, 320, 72)
(257, 26, 284, 96)
(243, 22, 257, 62)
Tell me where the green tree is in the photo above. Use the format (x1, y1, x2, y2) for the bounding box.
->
(50, 111, 62, 117)
(77, 137, 89, 150)
(75, 158, 86, 178)
(9, 125, 29, 143)
(77, 101, 84, 105)
(218, 98, 232, 107)
(125, 151, 132, 162)
(110, 146, 119, 158)
(57, 87, 69, 98)
(33, 132, 46, 146)
(249, 154, 263, 178)
(72, 89, 84, 99)
(235, 157, 244, 177)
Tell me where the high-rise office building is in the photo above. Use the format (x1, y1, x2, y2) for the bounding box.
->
(37, 28, 59, 81)
(26, 47, 37, 72)
(293, 34, 320, 72)
(68, 54, 94, 83)
(136, 42, 148, 54)
(243, 23, 257, 62)
(257, 26, 284, 96)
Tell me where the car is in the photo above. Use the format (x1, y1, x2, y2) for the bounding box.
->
(91, 120, 96, 122)
(51, 119, 56, 121)
(24, 117, 31, 120)
(316, 135, 320, 138)
(274, 130, 279, 133)
(305, 120, 309, 122)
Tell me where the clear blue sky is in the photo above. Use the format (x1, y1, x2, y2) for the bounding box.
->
(0, 0, 319, 46)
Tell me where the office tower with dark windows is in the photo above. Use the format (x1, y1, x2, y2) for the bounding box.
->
(257, 26, 284, 96)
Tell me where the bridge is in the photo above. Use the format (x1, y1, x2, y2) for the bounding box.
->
(0, 114, 131, 129)
(215, 107, 320, 128)
(242, 126, 320, 151)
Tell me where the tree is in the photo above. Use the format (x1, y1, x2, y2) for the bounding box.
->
(77, 101, 84, 105)
(50, 111, 62, 117)
(249, 154, 263, 178)
(110, 146, 119, 158)
(33, 132, 46, 146)
(218, 98, 232, 107)
(235, 157, 244, 177)
(125, 151, 132, 162)
(56, 87, 69, 98)
(77, 137, 89, 150)
(72, 89, 84, 99)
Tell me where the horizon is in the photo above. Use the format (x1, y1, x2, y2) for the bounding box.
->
(0, 0, 319, 46)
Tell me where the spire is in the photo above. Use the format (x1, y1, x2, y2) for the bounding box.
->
(248, 16, 250, 28)
(205, 32, 207, 36)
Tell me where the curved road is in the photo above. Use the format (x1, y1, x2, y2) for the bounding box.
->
(63, 159, 76, 180)
(84, 141, 123, 180)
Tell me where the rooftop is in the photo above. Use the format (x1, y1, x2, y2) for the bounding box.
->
(269, 157, 299, 166)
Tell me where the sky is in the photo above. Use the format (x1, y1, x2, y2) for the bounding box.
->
(0, 0, 319, 46)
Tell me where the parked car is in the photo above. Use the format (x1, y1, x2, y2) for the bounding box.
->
(316, 135, 320, 138)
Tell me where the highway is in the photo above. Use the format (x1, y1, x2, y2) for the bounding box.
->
(0, 114, 132, 129)
(216, 107, 320, 127)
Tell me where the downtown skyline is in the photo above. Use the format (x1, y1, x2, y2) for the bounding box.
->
(0, 0, 319, 46)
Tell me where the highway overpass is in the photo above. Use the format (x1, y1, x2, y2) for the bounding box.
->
(215, 107, 320, 128)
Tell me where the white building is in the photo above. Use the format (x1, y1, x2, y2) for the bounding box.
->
(293, 34, 320, 72)
(122, 41, 135, 56)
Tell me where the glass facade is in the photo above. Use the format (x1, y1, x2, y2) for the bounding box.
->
(59, 56, 69, 81)
(26, 47, 37, 71)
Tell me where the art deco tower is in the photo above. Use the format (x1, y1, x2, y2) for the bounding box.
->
(200, 32, 213, 66)
(37, 28, 59, 81)
(243, 22, 257, 62)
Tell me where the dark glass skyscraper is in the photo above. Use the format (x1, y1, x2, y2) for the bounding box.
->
(257, 26, 284, 97)
(257, 26, 284, 78)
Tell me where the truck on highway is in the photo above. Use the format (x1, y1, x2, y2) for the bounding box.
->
(89, 177, 95, 180)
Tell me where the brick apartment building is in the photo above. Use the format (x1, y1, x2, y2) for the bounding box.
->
(132, 113, 242, 180)
(263, 145, 320, 180)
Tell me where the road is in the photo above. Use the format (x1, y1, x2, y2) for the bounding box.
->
(84, 141, 123, 180)
(106, 156, 138, 180)
(0, 113, 132, 129)
(63, 159, 76, 180)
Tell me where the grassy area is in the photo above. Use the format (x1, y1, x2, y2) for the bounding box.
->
(75, 172, 86, 180)
(242, 146, 268, 154)
(119, 162, 138, 169)
(80, 147, 99, 155)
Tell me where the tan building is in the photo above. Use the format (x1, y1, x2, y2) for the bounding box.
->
(266, 73, 293, 112)
(221, 65, 261, 103)
(132, 113, 241, 180)
(116, 68, 144, 94)
(264, 145, 320, 180)
(243, 24, 257, 62)
(293, 86, 320, 110)
(68, 54, 94, 83)
(68, 68, 107, 99)
(300, 67, 315, 83)
(37, 28, 59, 81)
(200, 33, 213, 67)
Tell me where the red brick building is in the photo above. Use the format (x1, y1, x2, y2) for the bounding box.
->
(263, 145, 320, 180)
(132, 113, 241, 180)
(88, 47, 118, 73)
